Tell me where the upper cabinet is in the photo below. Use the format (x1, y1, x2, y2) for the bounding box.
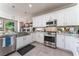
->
(33, 15, 47, 27)
(33, 13, 57, 27)
(57, 5, 78, 26)
(33, 5, 79, 27)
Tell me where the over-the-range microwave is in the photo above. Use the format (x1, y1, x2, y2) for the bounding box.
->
(46, 20, 57, 27)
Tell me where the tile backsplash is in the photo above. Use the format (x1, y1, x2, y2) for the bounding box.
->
(57, 26, 79, 34)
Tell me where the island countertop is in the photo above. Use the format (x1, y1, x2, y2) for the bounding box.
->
(0, 33, 17, 38)
(17, 32, 31, 37)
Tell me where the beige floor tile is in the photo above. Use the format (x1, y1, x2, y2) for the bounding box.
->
(9, 42, 73, 56)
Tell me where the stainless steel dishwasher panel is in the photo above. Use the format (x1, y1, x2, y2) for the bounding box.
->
(0, 38, 3, 55)
(0, 36, 16, 56)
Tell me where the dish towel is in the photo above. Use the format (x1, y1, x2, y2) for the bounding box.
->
(2, 36, 11, 47)
(5, 36, 11, 47)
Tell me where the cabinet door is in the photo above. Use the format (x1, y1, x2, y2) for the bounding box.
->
(23, 35, 33, 46)
(65, 36, 72, 51)
(16, 37, 23, 49)
(65, 36, 77, 52)
(33, 17, 38, 27)
(35, 32, 44, 43)
(22, 36, 28, 46)
(73, 39, 79, 56)
(33, 16, 46, 27)
(57, 35, 65, 49)
(37, 32, 44, 43)
(57, 12, 64, 26)
(35, 32, 40, 42)
(31, 33, 36, 41)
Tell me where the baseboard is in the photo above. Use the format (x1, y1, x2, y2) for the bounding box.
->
(4, 50, 16, 56)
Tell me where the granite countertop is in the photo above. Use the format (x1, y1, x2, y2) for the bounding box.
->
(57, 33, 79, 38)
(0, 32, 31, 38)
(0, 33, 17, 38)
(17, 32, 30, 37)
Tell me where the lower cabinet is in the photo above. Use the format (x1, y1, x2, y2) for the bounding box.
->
(16, 36, 24, 50)
(73, 39, 79, 56)
(57, 35, 65, 49)
(57, 34, 78, 55)
(35, 32, 44, 43)
(16, 35, 33, 50)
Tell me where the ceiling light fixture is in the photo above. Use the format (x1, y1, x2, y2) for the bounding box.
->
(29, 4, 32, 8)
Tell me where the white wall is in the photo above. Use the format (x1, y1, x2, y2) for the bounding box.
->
(0, 10, 13, 19)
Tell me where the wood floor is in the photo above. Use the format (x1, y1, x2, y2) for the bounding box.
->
(9, 42, 73, 56)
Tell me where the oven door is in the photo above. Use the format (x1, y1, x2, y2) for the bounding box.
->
(44, 36, 56, 43)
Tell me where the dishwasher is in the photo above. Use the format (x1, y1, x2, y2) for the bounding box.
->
(0, 35, 16, 56)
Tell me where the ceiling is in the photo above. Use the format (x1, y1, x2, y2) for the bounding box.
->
(0, 3, 77, 17)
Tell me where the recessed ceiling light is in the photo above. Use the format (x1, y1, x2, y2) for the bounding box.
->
(29, 4, 32, 8)
(12, 5, 15, 8)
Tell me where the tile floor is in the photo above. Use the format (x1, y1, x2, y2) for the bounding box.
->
(9, 42, 73, 56)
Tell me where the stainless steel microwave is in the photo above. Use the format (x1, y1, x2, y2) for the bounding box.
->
(46, 20, 57, 26)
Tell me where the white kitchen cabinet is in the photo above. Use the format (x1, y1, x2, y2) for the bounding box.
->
(64, 36, 74, 51)
(32, 32, 44, 43)
(57, 34, 76, 51)
(57, 35, 65, 49)
(16, 36, 24, 50)
(38, 32, 44, 43)
(35, 32, 44, 43)
(33, 16, 46, 27)
(16, 35, 33, 50)
(57, 35, 75, 51)
(31, 32, 37, 41)
(64, 36, 79, 54)
(33, 5, 79, 26)
(73, 38, 79, 56)
(23, 35, 33, 46)
(57, 34, 79, 56)
(56, 6, 78, 26)
(33, 17, 38, 27)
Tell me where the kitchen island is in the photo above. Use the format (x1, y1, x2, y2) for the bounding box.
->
(16, 32, 33, 50)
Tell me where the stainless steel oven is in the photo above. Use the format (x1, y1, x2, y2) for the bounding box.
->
(44, 32, 56, 48)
